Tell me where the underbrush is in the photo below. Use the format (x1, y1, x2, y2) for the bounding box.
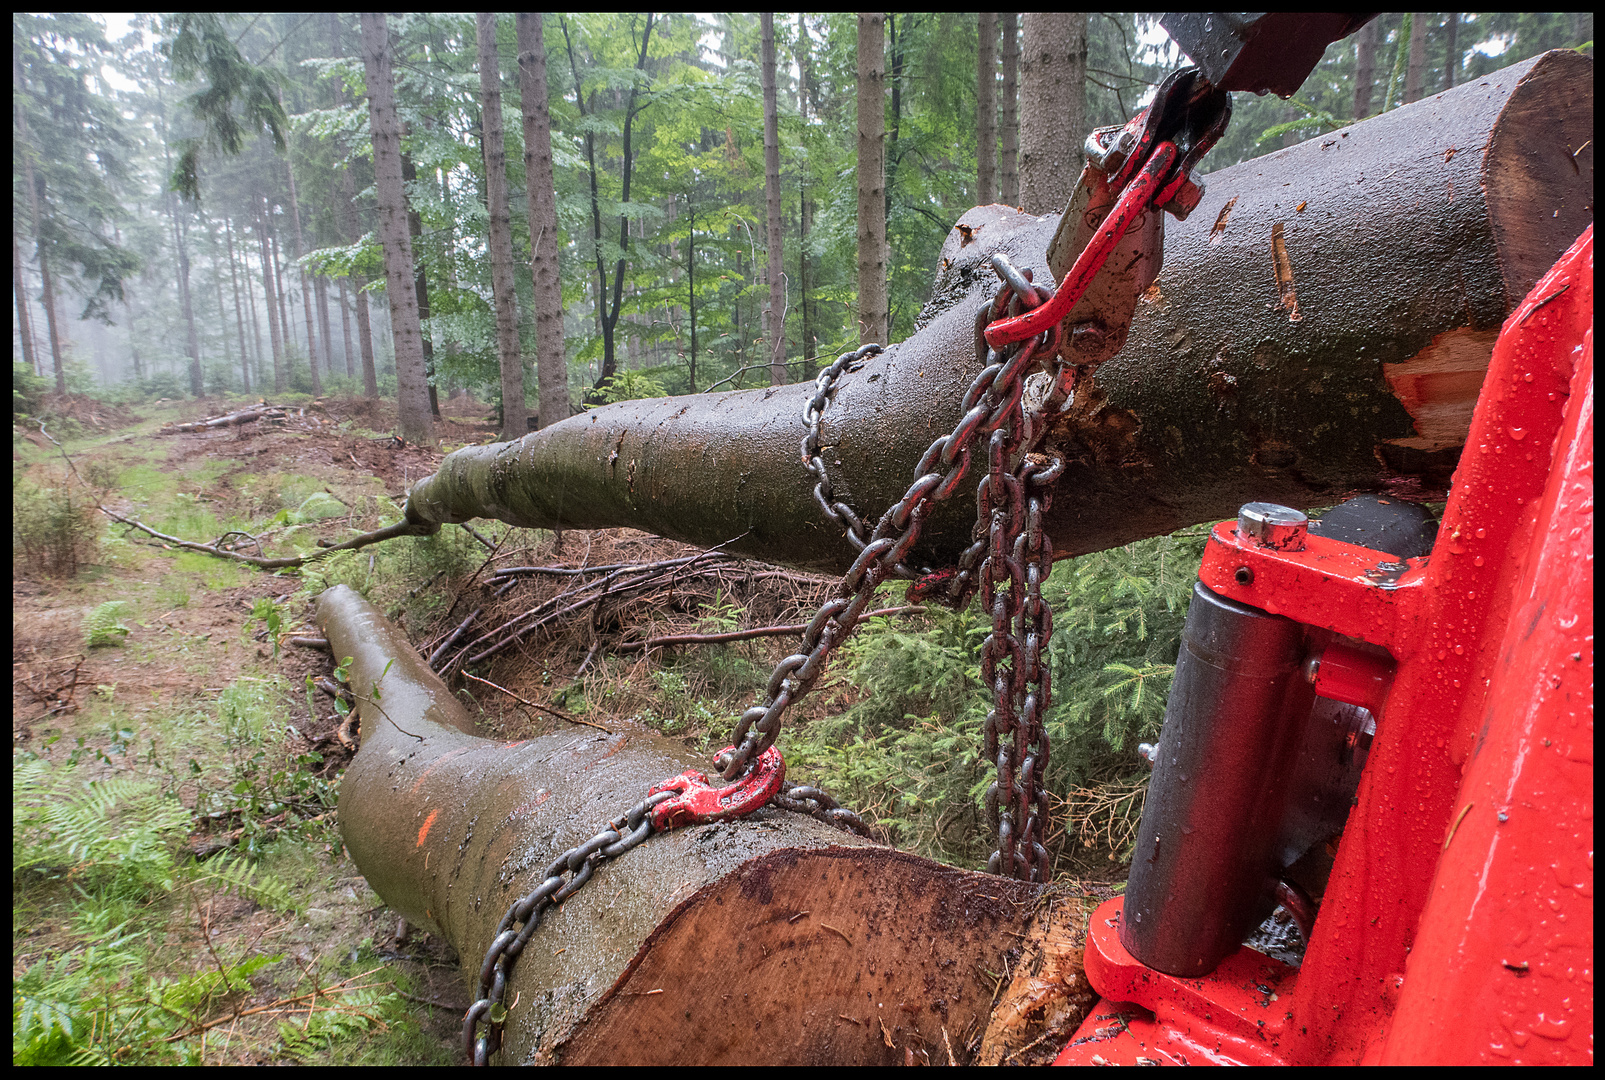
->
(9, 674, 426, 1065)
(785, 529, 1206, 875)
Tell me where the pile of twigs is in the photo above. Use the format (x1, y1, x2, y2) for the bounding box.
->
(425, 546, 825, 676)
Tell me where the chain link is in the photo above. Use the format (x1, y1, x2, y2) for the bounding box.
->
(801, 343, 921, 579)
(464, 788, 677, 1064)
(722, 275, 1058, 785)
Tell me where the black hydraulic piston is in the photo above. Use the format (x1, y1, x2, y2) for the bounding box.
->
(1121, 580, 1315, 977)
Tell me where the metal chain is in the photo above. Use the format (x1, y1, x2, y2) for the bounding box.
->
(464, 788, 676, 1065)
(801, 343, 921, 579)
(722, 270, 1058, 787)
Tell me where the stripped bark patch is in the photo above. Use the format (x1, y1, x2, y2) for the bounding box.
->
(1270, 222, 1302, 322)
(1208, 196, 1238, 244)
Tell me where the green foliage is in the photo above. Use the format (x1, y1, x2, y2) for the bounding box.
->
(13, 756, 189, 895)
(789, 529, 1206, 871)
(83, 600, 135, 647)
(595, 370, 669, 403)
(13, 474, 102, 578)
(13, 362, 51, 417)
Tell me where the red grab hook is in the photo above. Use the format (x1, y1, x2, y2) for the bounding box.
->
(647, 745, 785, 831)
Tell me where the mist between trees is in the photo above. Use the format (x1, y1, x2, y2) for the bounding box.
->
(14, 13, 1593, 430)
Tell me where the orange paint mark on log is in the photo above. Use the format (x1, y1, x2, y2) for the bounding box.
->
(417, 807, 441, 847)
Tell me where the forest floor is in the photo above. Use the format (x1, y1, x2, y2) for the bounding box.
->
(12, 391, 855, 1065)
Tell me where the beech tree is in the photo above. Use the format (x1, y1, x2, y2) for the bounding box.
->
(855, 13, 887, 347)
(476, 12, 527, 440)
(359, 11, 433, 444)
(516, 12, 568, 428)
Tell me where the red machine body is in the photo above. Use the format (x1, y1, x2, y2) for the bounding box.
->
(1057, 228, 1593, 1065)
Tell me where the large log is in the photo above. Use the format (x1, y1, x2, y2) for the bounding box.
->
(404, 52, 1591, 574)
(319, 585, 1073, 1064)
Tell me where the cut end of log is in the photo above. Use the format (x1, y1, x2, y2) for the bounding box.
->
(548, 848, 1043, 1066)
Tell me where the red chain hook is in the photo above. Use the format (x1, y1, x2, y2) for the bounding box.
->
(647, 744, 786, 831)
(983, 140, 1180, 350)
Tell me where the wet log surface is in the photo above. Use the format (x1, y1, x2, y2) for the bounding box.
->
(404, 52, 1591, 575)
(317, 585, 1059, 1064)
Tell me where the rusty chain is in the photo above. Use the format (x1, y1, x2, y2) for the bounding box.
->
(464, 787, 676, 1065)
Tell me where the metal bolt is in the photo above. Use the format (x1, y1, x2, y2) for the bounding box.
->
(1235, 565, 1254, 585)
(1238, 502, 1308, 551)
(1160, 176, 1207, 221)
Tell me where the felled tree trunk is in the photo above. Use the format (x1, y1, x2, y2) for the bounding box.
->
(404, 52, 1590, 576)
(319, 585, 1064, 1064)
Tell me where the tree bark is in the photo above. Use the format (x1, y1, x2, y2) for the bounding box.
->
(476, 12, 528, 440)
(12, 231, 39, 379)
(761, 12, 787, 385)
(399, 53, 1592, 575)
(1353, 18, 1378, 119)
(317, 584, 1052, 1065)
(999, 13, 1019, 207)
(977, 12, 997, 206)
(284, 155, 323, 396)
(361, 10, 434, 444)
(253, 196, 286, 393)
(516, 12, 569, 430)
(1019, 12, 1086, 216)
(1404, 12, 1429, 104)
(400, 150, 441, 420)
(224, 216, 252, 393)
(173, 198, 203, 396)
(856, 13, 888, 347)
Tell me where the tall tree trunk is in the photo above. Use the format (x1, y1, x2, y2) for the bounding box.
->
(242, 218, 266, 389)
(284, 156, 323, 395)
(361, 10, 434, 445)
(1384, 13, 1412, 112)
(793, 12, 811, 118)
(560, 13, 655, 398)
(173, 199, 204, 396)
(338, 278, 355, 379)
(224, 216, 252, 393)
(400, 150, 441, 420)
(1442, 14, 1459, 92)
(1019, 12, 1086, 216)
(856, 13, 888, 347)
(316, 278, 335, 380)
(477, 11, 528, 440)
(21, 151, 64, 393)
(12, 231, 39, 378)
(1404, 12, 1429, 104)
(353, 273, 378, 397)
(516, 11, 569, 430)
(977, 12, 997, 206)
(254, 197, 286, 392)
(999, 12, 1020, 207)
(797, 175, 811, 368)
(1353, 18, 1378, 119)
(686, 205, 697, 390)
(333, 11, 375, 394)
(270, 221, 294, 362)
(761, 12, 787, 386)
(211, 220, 233, 384)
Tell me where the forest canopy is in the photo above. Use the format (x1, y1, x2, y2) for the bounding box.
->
(13, 13, 1594, 419)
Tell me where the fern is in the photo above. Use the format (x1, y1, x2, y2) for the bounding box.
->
(82, 600, 133, 647)
(192, 852, 296, 913)
(13, 756, 188, 894)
